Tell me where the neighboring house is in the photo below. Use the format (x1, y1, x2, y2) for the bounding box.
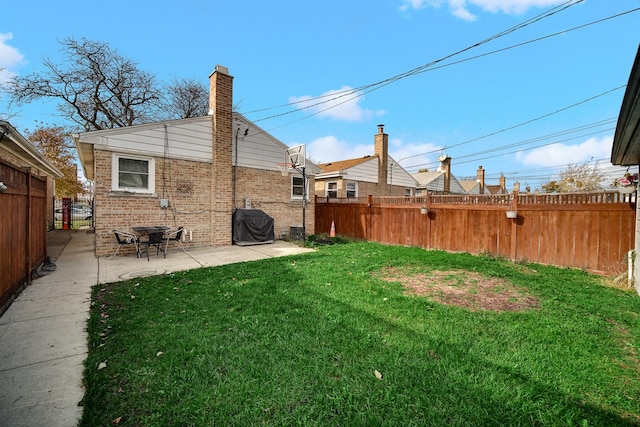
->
(314, 125, 418, 198)
(74, 65, 319, 257)
(458, 166, 508, 195)
(412, 156, 466, 195)
(0, 120, 63, 229)
(610, 44, 640, 295)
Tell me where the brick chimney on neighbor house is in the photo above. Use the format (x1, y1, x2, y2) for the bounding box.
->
(374, 124, 388, 195)
(209, 65, 234, 246)
(499, 173, 506, 193)
(477, 165, 485, 194)
(439, 155, 451, 194)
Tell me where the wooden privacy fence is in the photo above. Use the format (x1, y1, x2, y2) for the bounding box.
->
(0, 160, 48, 314)
(315, 192, 636, 275)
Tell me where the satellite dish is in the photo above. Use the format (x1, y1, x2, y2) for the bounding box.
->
(437, 154, 448, 162)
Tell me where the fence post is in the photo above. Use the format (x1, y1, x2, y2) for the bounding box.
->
(510, 191, 518, 260)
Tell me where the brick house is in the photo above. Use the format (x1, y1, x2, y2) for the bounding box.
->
(74, 65, 318, 257)
(314, 124, 417, 198)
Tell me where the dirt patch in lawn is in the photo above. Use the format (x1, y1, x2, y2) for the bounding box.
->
(379, 267, 539, 312)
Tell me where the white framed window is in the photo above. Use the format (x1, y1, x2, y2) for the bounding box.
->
(326, 181, 338, 198)
(291, 175, 307, 200)
(112, 153, 155, 194)
(404, 188, 413, 196)
(346, 180, 358, 198)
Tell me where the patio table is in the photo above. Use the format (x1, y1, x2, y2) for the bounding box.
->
(134, 226, 170, 260)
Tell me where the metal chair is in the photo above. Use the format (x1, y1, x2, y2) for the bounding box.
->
(163, 227, 186, 258)
(138, 231, 165, 261)
(112, 230, 140, 257)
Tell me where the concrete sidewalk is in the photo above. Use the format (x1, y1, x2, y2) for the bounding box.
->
(0, 229, 313, 427)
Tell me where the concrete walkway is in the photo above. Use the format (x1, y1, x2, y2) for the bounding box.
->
(0, 229, 313, 427)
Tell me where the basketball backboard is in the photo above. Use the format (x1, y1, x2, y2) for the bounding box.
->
(285, 144, 306, 168)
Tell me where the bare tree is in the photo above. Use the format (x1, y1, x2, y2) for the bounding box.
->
(162, 77, 209, 119)
(6, 37, 162, 131)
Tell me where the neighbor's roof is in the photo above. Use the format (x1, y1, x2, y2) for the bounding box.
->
(458, 179, 478, 192)
(317, 155, 376, 173)
(412, 171, 442, 186)
(0, 120, 63, 178)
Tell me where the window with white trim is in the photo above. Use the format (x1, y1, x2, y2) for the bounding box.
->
(326, 181, 338, 198)
(291, 175, 307, 200)
(346, 180, 358, 198)
(405, 188, 413, 196)
(112, 153, 155, 194)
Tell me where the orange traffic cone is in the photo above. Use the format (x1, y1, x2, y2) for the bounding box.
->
(330, 221, 336, 238)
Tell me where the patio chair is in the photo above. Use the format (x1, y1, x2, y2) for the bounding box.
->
(112, 230, 140, 258)
(138, 230, 166, 261)
(163, 227, 186, 258)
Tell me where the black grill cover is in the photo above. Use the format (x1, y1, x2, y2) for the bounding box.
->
(233, 209, 274, 245)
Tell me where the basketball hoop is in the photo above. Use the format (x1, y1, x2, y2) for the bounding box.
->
(277, 162, 294, 177)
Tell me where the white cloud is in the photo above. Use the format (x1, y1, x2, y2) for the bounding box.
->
(516, 136, 613, 167)
(307, 135, 373, 163)
(307, 134, 441, 171)
(0, 32, 25, 85)
(289, 86, 386, 122)
(399, 0, 567, 21)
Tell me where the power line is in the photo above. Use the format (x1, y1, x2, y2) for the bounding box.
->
(403, 116, 617, 170)
(242, 0, 590, 128)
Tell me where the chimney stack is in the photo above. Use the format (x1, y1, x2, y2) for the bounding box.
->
(477, 165, 485, 194)
(499, 173, 506, 193)
(209, 65, 234, 245)
(441, 156, 451, 194)
(374, 124, 388, 196)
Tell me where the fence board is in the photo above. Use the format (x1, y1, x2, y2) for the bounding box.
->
(0, 161, 48, 314)
(315, 193, 635, 275)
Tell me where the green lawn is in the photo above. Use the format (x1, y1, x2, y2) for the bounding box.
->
(81, 241, 640, 426)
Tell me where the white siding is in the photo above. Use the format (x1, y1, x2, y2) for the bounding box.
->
(388, 158, 418, 187)
(342, 157, 379, 183)
(233, 115, 321, 175)
(80, 116, 212, 163)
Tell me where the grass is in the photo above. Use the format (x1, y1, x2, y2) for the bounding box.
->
(81, 241, 640, 426)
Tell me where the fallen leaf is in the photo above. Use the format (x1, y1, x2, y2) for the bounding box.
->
(98, 362, 107, 370)
(374, 370, 383, 380)
(157, 351, 164, 357)
(113, 416, 122, 424)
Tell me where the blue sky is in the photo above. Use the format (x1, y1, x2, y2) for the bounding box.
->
(1, 0, 639, 190)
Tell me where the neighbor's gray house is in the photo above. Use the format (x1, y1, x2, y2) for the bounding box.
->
(458, 166, 508, 195)
(412, 155, 466, 195)
(611, 44, 640, 295)
(74, 65, 319, 257)
(314, 125, 418, 198)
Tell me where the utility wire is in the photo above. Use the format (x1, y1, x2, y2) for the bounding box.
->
(243, 0, 588, 127)
(243, 2, 638, 132)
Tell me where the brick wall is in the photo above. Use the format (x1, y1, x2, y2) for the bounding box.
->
(235, 167, 315, 238)
(93, 150, 214, 256)
(210, 66, 234, 246)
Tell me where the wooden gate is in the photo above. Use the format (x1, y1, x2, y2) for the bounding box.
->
(0, 160, 48, 314)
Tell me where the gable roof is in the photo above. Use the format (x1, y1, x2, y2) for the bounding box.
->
(458, 179, 478, 193)
(317, 155, 376, 174)
(412, 170, 466, 194)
